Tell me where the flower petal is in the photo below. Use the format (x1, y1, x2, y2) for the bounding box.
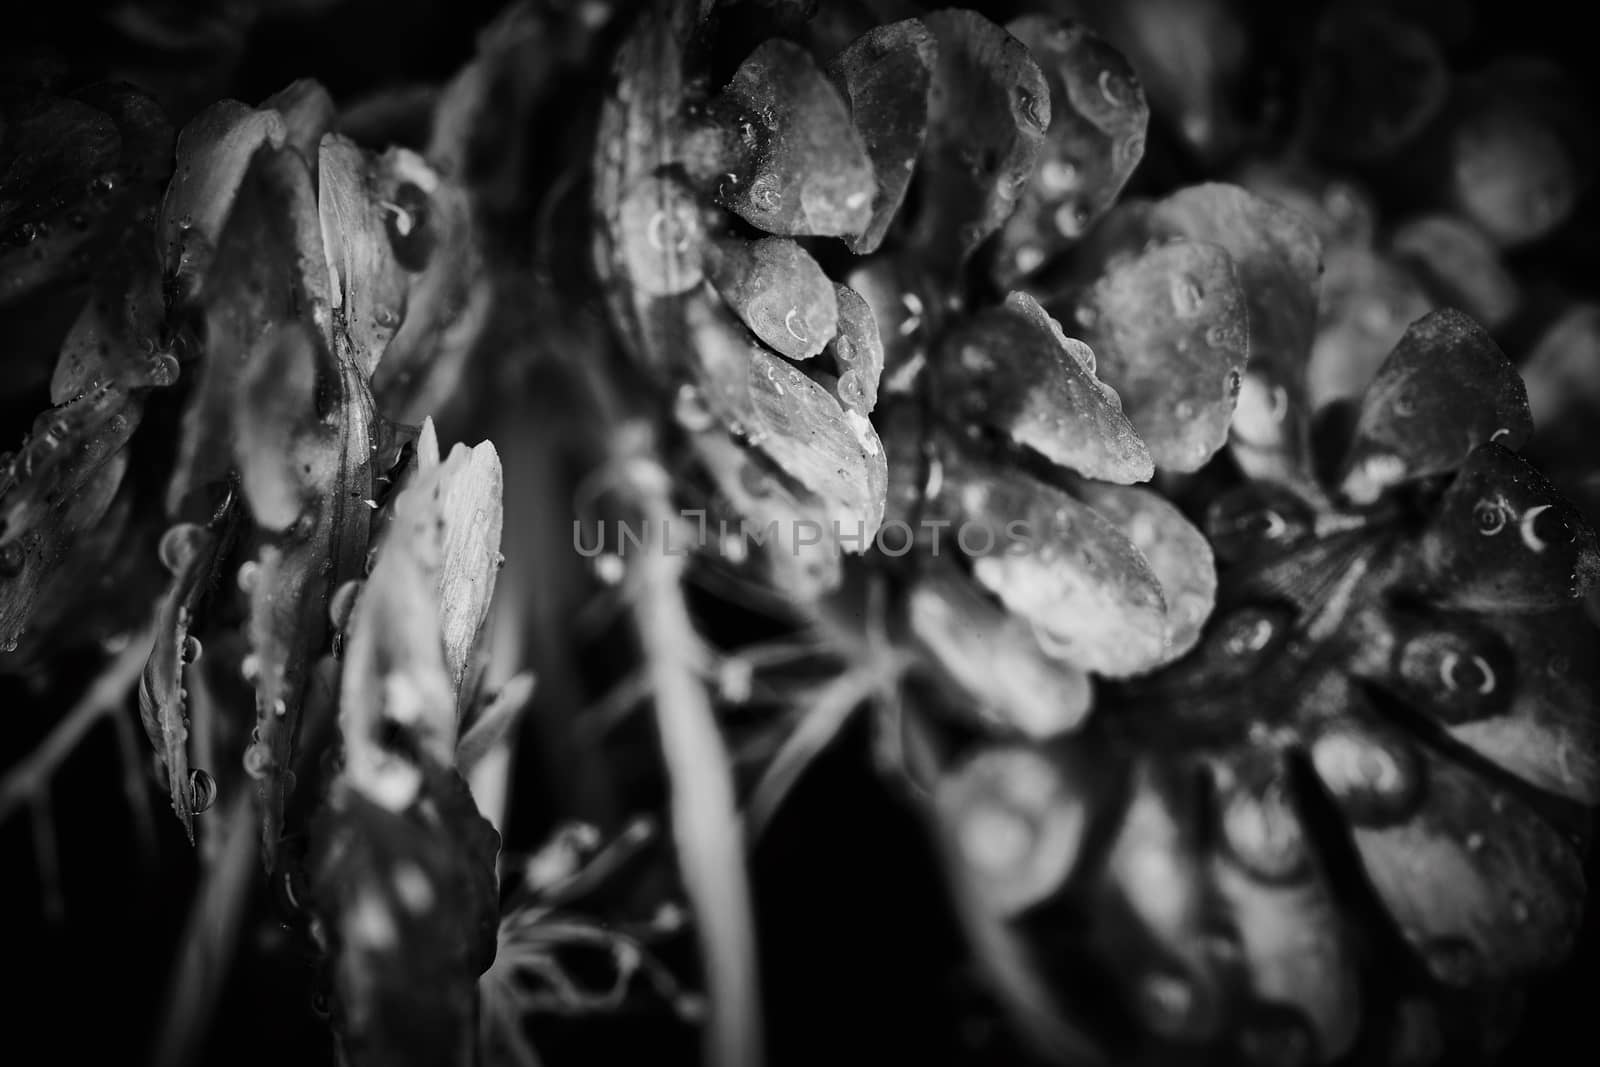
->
(1077, 483, 1217, 663)
(1072, 239, 1248, 472)
(706, 236, 837, 360)
(991, 16, 1148, 287)
(910, 9, 1050, 270)
(712, 39, 874, 237)
(1413, 442, 1599, 612)
(908, 566, 1092, 738)
(1339, 310, 1531, 505)
(1390, 215, 1520, 330)
(826, 18, 936, 254)
(939, 292, 1151, 484)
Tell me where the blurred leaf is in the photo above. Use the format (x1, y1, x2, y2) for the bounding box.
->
(1339, 310, 1531, 504)
(711, 39, 874, 237)
(1072, 240, 1247, 472)
(319, 134, 409, 378)
(940, 292, 1151, 484)
(826, 18, 935, 253)
(911, 9, 1050, 270)
(1449, 89, 1580, 247)
(1390, 215, 1519, 330)
(992, 16, 1147, 287)
(909, 566, 1092, 738)
(706, 236, 837, 360)
(1518, 303, 1600, 433)
(1302, 7, 1449, 162)
(930, 443, 1166, 677)
(1077, 482, 1216, 664)
(1414, 443, 1600, 614)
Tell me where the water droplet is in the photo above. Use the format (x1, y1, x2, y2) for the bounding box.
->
(594, 554, 625, 585)
(1226, 370, 1243, 397)
(1014, 245, 1046, 275)
(1422, 938, 1480, 986)
(181, 635, 203, 664)
(1097, 69, 1124, 107)
(1074, 305, 1098, 329)
(146, 352, 181, 387)
(1221, 610, 1277, 657)
(750, 179, 782, 213)
(10, 221, 41, 245)
(1053, 201, 1089, 238)
(1473, 499, 1507, 536)
(716, 172, 739, 200)
(1038, 158, 1078, 195)
(960, 345, 992, 373)
(838, 372, 866, 408)
(374, 305, 400, 329)
(1170, 276, 1203, 317)
(89, 173, 118, 196)
(1138, 972, 1195, 1034)
(783, 308, 808, 343)
(158, 523, 208, 574)
(243, 743, 273, 778)
(189, 768, 217, 813)
(241, 653, 262, 683)
(237, 560, 261, 593)
(1174, 400, 1195, 421)
(383, 183, 433, 271)
(1439, 650, 1496, 695)
(0, 540, 25, 578)
(1014, 88, 1047, 131)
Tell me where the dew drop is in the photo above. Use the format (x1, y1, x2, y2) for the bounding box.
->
(750, 179, 782, 213)
(383, 183, 434, 271)
(1170, 276, 1203, 317)
(594, 554, 625, 585)
(1014, 245, 1046, 275)
(237, 560, 261, 593)
(1053, 201, 1089, 238)
(673, 384, 715, 432)
(1138, 972, 1195, 1034)
(188, 768, 217, 813)
(1473, 499, 1507, 536)
(243, 743, 273, 778)
(1074, 305, 1098, 329)
(1038, 159, 1078, 195)
(1014, 88, 1047, 132)
(157, 523, 208, 574)
(0, 540, 25, 578)
(181, 635, 203, 664)
(146, 352, 181, 388)
(1097, 69, 1124, 107)
(241, 653, 262, 683)
(1226, 370, 1243, 397)
(783, 308, 808, 343)
(1422, 938, 1480, 986)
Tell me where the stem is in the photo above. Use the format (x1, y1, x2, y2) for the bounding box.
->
(627, 448, 763, 1067)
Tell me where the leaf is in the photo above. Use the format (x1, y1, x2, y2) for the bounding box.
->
(1339, 310, 1531, 503)
(705, 236, 837, 360)
(909, 566, 1092, 738)
(929, 444, 1167, 677)
(1076, 483, 1216, 664)
(1449, 91, 1579, 247)
(1308, 245, 1434, 407)
(616, 172, 707, 297)
(711, 39, 874, 237)
(692, 430, 843, 599)
(1390, 214, 1519, 330)
(1414, 443, 1600, 613)
(1072, 240, 1247, 472)
(992, 16, 1148, 287)
(1302, 7, 1449, 162)
(318, 134, 409, 378)
(1518, 303, 1600, 434)
(157, 100, 288, 296)
(935, 743, 1088, 917)
(138, 522, 220, 840)
(170, 143, 329, 515)
(1349, 746, 1585, 984)
(911, 9, 1050, 269)
(939, 292, 1150, 484)
(51, 216, 168, 404)
(827, 282, 884, 415)
(826, 18, 937, 253)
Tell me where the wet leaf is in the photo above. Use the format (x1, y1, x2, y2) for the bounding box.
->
(1077, 483, 1216, 663)
(138, 522, 220, 840)
(826, 18, 936, 253)
(319, 134, 409, 377)
(170, 143, 329, 515)
(616, 172, 707, 298)
(1209, 756, 1361, 1060)
(1416, 443, 1600, 613)
(908, 566, 1092, 738)
(705, 236, 837, 360)
(827, 282, 883, 415)
(940, 292, 1150, 484)
(1340, 310, 1531, 504)
(930, 445, 1167, 676)
(1072, 240, 1247, 472)
(1351, 747, 1585, 983)
(935, 743, 1087, 917)
(1142, 184, 1322, 484)
(158, 101, 288, 295)
(992, 16, 1148, 287)
(1309, 246, 1434, 407)
(1390, 215, 1519, 330)
(911, 9, 1050, 269)
(1303, 7, 1449, 162)
(712, 39, 874, 237)
(693, 430, 843, 599)
(51, 217, 168, 404)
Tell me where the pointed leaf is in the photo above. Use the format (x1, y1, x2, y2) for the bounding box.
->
(1415, 443, 1600, 612)
(1340, 310, 1531, 504)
